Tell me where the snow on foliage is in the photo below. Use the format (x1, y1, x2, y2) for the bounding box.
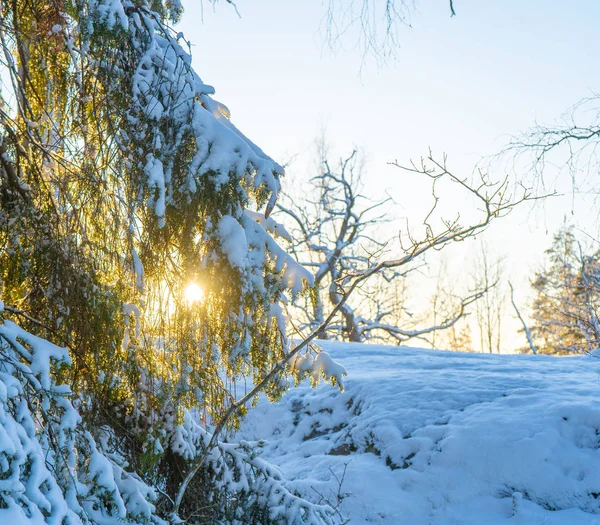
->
(0, 314, 336, 524)
(241, 212, 314, 298)
(217, 215, 249, 268)
(245, 210, 293, 242)
(0, 319, 163, 524)
(114, 0, 283, 211)
(291, 349, 347, 389)
(240, 341, 600, 524)
(0, 0, 335, 521)
(92, 0, 310, 306)
(171, 412, 335, 524)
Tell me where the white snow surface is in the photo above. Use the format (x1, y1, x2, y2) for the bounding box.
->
(218, 215, 249, 268)
(238, 341, 600, 524)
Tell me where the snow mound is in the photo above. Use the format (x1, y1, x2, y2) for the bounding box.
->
(239, 342, 600, 524)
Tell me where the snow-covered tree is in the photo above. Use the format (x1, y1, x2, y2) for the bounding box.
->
(0, 0, 339, 521)
(0, 0, 537, 521)
(529, 225, 600, 355)
(0, 314, 164, 524)
(277, 146, 403, 342)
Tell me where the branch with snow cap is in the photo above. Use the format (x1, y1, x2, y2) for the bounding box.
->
(111, 2, 284, 224)
(215, 212, 313, 298)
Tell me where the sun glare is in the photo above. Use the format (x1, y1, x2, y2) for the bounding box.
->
(184, 282, 204, 305)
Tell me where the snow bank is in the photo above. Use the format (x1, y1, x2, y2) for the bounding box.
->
(239, 342, 600, 524)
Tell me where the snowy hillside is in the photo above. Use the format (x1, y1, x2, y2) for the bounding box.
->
(239, 342, 600, 524)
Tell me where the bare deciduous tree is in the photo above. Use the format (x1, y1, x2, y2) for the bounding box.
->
(277, 145, 397, 341)
(277, 145, 492, 345)
(427, 259, 477, 351)
(509, 280, 537, 355)
(444, 322, 474, 353)
(471, 242, 505, 353)
(176, 150, 539, 510)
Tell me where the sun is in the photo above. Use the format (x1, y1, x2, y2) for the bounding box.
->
(184, 282, 204, 305)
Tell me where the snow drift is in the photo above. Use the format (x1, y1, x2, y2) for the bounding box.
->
(239, 341, 600, 524)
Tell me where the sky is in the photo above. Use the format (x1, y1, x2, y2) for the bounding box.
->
(179, 0, 600, 351)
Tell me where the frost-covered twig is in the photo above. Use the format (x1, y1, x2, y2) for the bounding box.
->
(171, 413, 335, 524)
(310, 462, 352, 524)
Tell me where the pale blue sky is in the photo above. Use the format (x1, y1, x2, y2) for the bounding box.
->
(178, 0, 600, 163)
(177, 0, 600, 350)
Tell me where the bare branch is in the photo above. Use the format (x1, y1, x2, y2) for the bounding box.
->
(2, 306, 55, 333)
(509, 281, 537, 355)
(321, 0, 457, 64)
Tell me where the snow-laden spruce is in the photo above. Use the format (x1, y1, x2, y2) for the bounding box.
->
(0, 316, 336, 523)
(93, 0, 312, 304)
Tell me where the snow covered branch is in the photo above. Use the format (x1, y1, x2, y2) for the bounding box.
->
(0, 318, 163, 523)
(277, 147, 408, 341)
(356, 286, 488, 343)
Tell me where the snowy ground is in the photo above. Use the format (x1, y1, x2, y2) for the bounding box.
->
(239, 342, 600, 524)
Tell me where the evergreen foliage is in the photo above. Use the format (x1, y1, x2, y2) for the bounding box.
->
(529, 226, 600, 355)
(0, 0, 335, 521)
